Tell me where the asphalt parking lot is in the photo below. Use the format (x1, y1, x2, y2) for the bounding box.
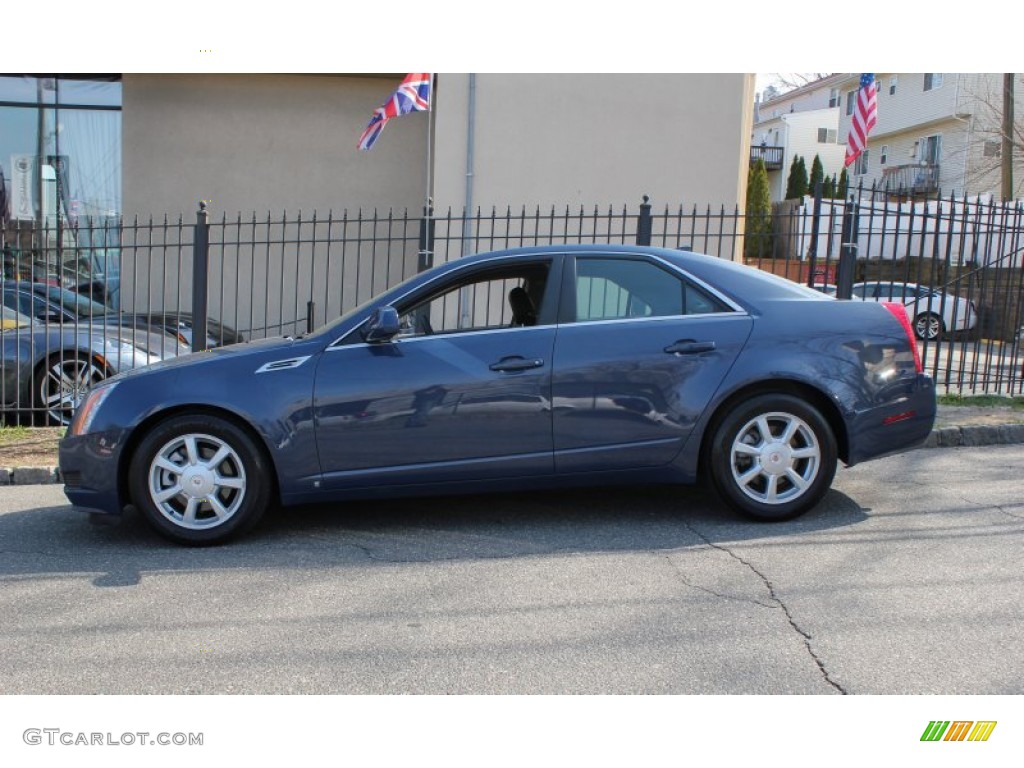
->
(0, 444, 1021, 695)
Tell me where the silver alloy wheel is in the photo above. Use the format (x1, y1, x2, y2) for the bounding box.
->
(40, 356, 106, 425)
(914, 313, 942, 340)
(729, 411, 821, 505)
(147, 433, 247, 530)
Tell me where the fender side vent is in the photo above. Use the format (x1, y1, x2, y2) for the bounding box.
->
(256, 356, 311, 374)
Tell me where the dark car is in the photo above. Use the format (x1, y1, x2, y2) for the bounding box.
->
(60, 245, 936, 545)
(5, 282, 243, 350)
(72, 279, 246, 348)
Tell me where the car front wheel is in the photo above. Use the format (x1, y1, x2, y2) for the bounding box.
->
(708, 394, 837, 522)
(129, 415, 271, 545)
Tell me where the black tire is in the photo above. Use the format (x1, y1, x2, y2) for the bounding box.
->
(34, 352, 109, 426)
(129, 414, 272, 545)
(913, 312, 943, 341)
(707, 393, 837, 522)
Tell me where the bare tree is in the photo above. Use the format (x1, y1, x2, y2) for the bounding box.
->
(958, 73, 1024, 199)
(764, 73, 834, 95)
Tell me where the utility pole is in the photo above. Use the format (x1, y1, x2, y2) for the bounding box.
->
(1002, 73, 1014, 201)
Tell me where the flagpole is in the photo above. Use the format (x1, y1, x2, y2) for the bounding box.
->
(424, 73, 435, 216)
(418, 73, 436, 273)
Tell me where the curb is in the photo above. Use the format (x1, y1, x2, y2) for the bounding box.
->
(0, 466, 61, 486)
(2, 423, 1024, 486)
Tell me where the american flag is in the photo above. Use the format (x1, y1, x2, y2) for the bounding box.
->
(357, 73, 432, 151)
(844, 73, 877, 167)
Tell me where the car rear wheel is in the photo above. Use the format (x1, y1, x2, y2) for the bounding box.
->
(129, 415, 271, 545)
(34, 352, 108, 426)
(913, 312, 943, 341)
(708, 394, 837, 522)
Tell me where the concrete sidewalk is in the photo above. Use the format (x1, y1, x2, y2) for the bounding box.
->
(1, 404, 1021, 486)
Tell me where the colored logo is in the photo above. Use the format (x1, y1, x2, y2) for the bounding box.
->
(921, 721, 997, 742)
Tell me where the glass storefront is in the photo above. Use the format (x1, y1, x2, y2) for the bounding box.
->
(0, 75, 121, 285)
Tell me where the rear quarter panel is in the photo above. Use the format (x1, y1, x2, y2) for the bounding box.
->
(674, 296, 935, 475)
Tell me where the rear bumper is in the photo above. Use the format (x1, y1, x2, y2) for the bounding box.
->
(846, 373, 937, 466)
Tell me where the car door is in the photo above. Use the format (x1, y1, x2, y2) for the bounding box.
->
(551, 254, 753, 473)
(313, 256, 561, 490)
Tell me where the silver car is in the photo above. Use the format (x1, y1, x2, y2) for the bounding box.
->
(1, 311, 187, 425)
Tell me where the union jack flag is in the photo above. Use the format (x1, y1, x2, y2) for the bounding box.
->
(845, 73, 878, 167)
(357, 73, 432, 151)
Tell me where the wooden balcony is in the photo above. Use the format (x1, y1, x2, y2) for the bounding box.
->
(750, 145, 784, 171)
(881, 164, 941, 195)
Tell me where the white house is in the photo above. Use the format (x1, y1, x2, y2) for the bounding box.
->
(835, 73, 1024, 199)
(752, 75, 847, 201)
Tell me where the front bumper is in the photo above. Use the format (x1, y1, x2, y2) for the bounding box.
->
(59, 430, 127, 516)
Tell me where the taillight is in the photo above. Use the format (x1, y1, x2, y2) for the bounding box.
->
(882, 302, 923, 373)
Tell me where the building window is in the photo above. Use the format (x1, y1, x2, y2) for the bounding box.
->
(983, 139, 1001, 158)
(0, 75, 122, 283)
(853, 149, 870, 176)
(880, 145, 889, 165)
(829, 88, 839, 108)
(924, 73, 944, 91)
(889, 76, 898, 95)
(846, 91, 856, 116)
(817, 128, 838, 144)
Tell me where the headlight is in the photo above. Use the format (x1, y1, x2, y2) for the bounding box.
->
(69, 381, 119, 436)
(102, 339, 157, 366)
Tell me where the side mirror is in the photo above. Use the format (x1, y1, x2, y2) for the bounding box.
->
(363, 306, 401, 343)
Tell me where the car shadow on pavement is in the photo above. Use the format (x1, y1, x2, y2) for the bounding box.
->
(0, 485, 868, 588)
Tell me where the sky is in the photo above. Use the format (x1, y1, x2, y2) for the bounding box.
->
(0, 3, 1013, 74)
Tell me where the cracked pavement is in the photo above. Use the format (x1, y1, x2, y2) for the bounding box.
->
(0, 444, 1021, 694)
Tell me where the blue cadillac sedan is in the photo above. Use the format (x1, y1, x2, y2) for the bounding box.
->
(59, 245, 936, 544)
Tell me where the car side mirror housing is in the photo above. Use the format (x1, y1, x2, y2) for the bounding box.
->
(363, 306, 401, 343)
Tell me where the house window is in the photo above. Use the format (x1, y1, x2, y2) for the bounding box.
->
(817, 128, 837, 144)
(983, 139, 1001, 158)
(853, 149, 870, 176)
(889, 76, 898, 95)
(880, 145, 889, 165)
(829, 88, 839, 108)
(924, 73, 944, 91)
(846, 91, 856, 115)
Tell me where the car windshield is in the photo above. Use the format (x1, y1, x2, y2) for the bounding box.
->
(36, 285, 112, 317)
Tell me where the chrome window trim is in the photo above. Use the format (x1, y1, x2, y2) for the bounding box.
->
(564, 313, 749, 330)
(326, 324, 557, 352)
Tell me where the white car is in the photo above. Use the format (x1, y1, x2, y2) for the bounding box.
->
(850, 281, 977, 340)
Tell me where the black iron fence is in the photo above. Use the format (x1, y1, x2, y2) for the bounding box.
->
(2, 188, 1022, 424)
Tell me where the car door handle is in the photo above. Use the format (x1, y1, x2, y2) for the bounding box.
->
(489, 356, 544, 372)
(664, 340, 716, 355)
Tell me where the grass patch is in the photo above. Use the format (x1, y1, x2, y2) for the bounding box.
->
(0, 426, 33, 444)
(938, 394, 1024, 410)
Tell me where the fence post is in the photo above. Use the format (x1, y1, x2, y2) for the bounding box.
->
(636, 195, 652, 246)
(418, 199, 435, 272)
(835, 194, 859, 300)
(192, 201, 209, 353)
(805, 180, 823, 287)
